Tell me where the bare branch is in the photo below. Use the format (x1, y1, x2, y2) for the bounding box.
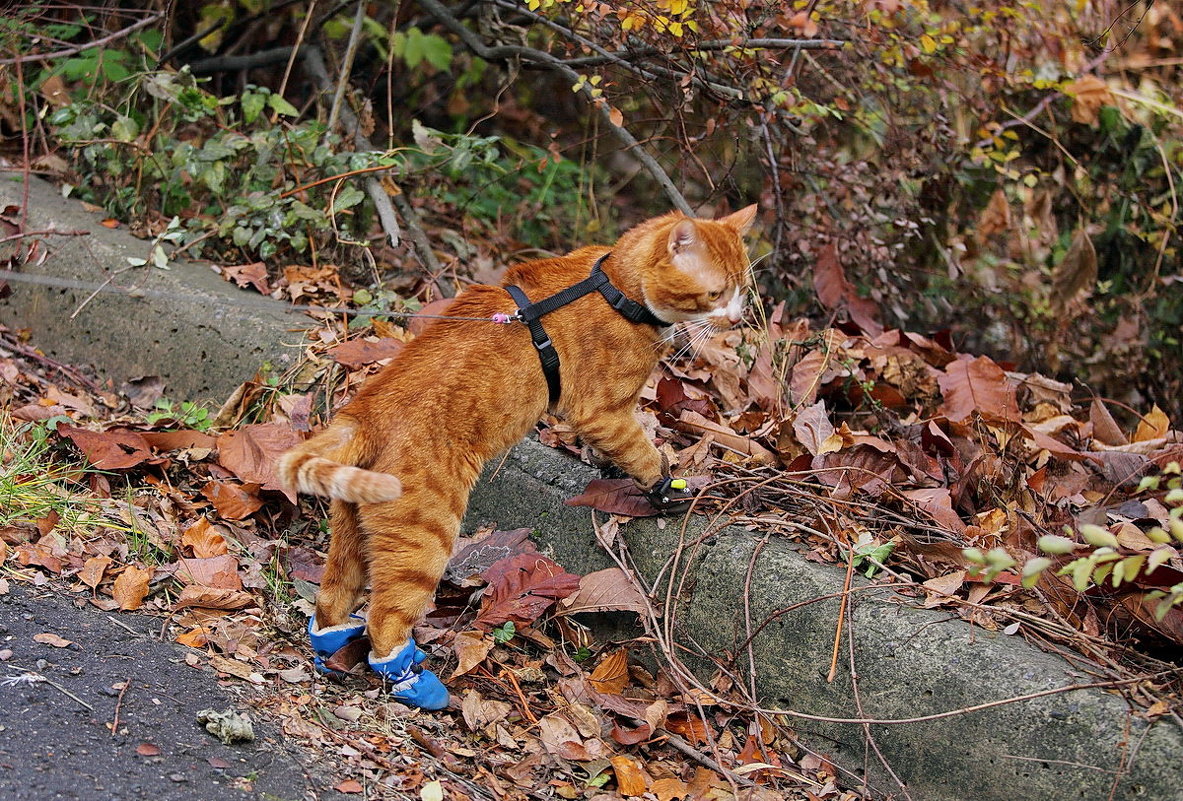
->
(0, 13, 162, 66)
(416, 0, 695, 215)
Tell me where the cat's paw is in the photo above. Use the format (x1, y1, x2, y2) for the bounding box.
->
(369, 639, 450, 711)
(645, 476, 694, 514)
(308, 614, 366, 675)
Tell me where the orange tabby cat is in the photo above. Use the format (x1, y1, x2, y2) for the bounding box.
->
(278, 205, 756, 709)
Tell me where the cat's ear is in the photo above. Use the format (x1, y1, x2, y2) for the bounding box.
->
(667, 219, 698, 256)
(719, 204, 757, 235)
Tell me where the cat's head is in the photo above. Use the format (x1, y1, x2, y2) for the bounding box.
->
(639, 205, 757, 330)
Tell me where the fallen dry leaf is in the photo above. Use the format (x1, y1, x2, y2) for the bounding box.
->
(33, 632, 73, 648)
(113, 565, 152, 611)
(559, 567, 649, 616)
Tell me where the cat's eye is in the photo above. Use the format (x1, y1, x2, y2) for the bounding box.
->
(707, 289, 724, 301)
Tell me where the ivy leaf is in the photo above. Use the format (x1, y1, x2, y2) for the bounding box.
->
(241, 91, 266, 124)
(267, 93, 299, 117)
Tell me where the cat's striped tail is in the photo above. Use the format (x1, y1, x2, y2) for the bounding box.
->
(277, 421, 403, 504)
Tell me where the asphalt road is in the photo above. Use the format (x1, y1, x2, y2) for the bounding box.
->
(0, 583, 348, 801)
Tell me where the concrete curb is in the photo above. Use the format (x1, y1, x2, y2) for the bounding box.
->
(2, 175, 1180, 800)
(0, 175, 307, 401)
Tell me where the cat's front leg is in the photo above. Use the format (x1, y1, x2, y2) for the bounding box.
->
(572, 406, 664, 490)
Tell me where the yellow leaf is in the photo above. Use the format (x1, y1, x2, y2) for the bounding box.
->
(920, 34, 937, 54)
(610, 755, 648, 796)
(1133, 405, 1170, 442)
(420, 780, 444, 801)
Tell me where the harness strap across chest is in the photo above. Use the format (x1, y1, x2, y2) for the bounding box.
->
(504, 253, 666, 404)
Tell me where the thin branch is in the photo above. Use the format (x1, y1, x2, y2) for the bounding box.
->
(417, 0, 694, 216)
(327, 0, 367, 136)
(560, 37, 847, 68)
(0, 14, 161, 65)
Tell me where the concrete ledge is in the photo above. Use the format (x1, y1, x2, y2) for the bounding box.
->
(0, 175, 306, 401)
(468, 441, 1183, 801)
(3, 173, 1181, 800)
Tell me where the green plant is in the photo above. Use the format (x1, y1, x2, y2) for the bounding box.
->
(492, 620, 516, 644)
(970, 462, 1183, 622)
(0, 417, 131, 540)
(144, 398, 213, 431)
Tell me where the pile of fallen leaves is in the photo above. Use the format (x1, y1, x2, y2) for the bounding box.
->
(4, 248, 1183, 797)
(0, 322, 857, 800)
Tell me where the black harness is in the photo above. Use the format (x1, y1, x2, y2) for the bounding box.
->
(504, 253, 666, 404)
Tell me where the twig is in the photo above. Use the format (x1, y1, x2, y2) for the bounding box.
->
(106, 615, 142, 636)
(70, 265, 134, 320)
(846, 605, 914, 800)
(326, 1, 367, 137)
(827, 532, 856, 684)
(0, 228, 90, 245)
(498, 666, 538, 724)
(0, 14, 161, 65)
(8, 665, 93, 711)
(111, 677, 130, 736)
(0, 330, 103, 395)
(659, 728, 755, 788)
(764, 673, 1172, 726)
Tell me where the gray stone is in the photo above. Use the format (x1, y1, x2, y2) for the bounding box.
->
(0, 175, 306, 401)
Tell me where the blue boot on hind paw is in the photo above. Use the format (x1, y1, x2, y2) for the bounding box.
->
(368, 639, 449, 710)
(308, 614, 366, 674)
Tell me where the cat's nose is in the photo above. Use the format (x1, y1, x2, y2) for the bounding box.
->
(727, 309, 744, 325)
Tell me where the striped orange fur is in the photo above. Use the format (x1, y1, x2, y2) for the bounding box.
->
(279, 206, 756, 661)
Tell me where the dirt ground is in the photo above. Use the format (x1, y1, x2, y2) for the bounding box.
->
(0, 582, 355, 801)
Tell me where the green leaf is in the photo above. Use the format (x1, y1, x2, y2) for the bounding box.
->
(332, 185, 365, 213)
(419, 34, 453, 71)
(267, 93, 299, 117)
(241, 91, 266, 124)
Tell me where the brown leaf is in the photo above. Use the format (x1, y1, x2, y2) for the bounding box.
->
(282, 546, 326, 583)
(665, 712, 710, 745)
(113, 565, 152, 611)
(474, 553, 580, 629)
(171, 582, 251, 610)
(451, 630, 495, 678)
(902, 488, 966, 533)
(812, 242, 848, 309)
(588, 648, 629, 695)
(180, 518, 229, 558)
(559, 568, 649, 616)
(78, 555, 112, 589)
(329, 337, 405, 368)
(565, 478, 660, 518)
(176, 555, 242, 590)
(460, 689, 512, 732)
(1064, 74, 1113, 125)
(1051, 228, 1097, 313)
(538, 713, 584, 758)
(217, 423, 302, 500)
(16, 541, 63, 574)
(937, 356, 1020, 423)
(610, 754, 649, 796)
(138, 429, 217, 452)
(200, 480, 264, 520)
(58, 425, 158, 470)
(335, 780, 364, 794)
(791, 400, 834, 457)
(1089, 399, 1128, 447)
(651, 777, 690, 801)
(222, 262, 271, 294)
(675, 410, 777, 464)
(135, 743, 161, 757)
(33, 632, 73, 648)
(445, 528, 536, 586)
(977, 188, 1012, 239)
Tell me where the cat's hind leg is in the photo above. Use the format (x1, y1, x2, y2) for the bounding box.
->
(309, 499, 370, 671)
(358, 490, 459, 710)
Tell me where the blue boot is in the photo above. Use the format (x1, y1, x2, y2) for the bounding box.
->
(308, 614, 366, 674)
(368, 639, 449, 710)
